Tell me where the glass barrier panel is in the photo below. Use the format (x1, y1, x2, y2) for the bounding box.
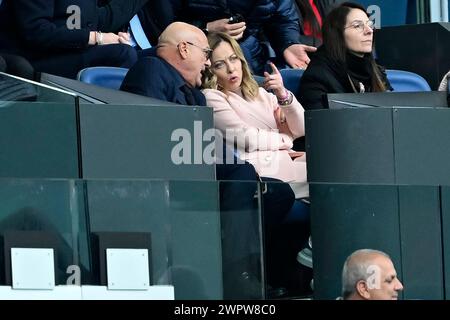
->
(0, 179, 87, 285)
(0, 178, 280, 300)
(0, 72, 77, 104)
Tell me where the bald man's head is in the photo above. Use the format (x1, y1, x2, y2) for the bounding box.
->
(158, 22, 206, 47)
(347, 250, 387, 268)
(342, 249, 403, 300)
(156, 22, 211, 88)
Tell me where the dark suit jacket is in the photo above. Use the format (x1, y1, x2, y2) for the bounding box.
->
(0, 0, 148, 58)
(120, 56, 206, 106)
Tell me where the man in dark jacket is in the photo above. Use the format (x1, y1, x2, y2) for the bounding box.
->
(137, 0, 317, 75)
(0, 0, 148, 78)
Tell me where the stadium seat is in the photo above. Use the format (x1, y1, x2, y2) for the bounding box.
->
(386, 69, 431, 92)
(254, 68, 305, 98)
(280, 68, 305, 97)
(254, 75, 264, 86)
(77, 67, 129, 90)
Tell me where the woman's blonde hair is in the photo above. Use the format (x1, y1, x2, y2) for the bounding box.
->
(202, 32, 259, 100)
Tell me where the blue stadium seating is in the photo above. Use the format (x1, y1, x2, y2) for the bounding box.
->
(280, 68, 305, 97)
(253, 75, 264, 86)
(278, 68, 431, 94)
(253, 69, 305, 97)
(76, 66, 431, 95)
(386, 69, 431, 92)
(77, 67, 129, 90)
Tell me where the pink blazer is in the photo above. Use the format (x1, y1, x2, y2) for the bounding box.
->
(203, 87, 308, 195)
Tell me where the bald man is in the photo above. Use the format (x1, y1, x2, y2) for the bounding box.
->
(121, 22, 211, 104)
(341, 249, 404, 300)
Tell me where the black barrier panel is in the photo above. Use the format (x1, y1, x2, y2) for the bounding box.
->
(326, 91, 448, 109)
(79, 104, 215, 181)
(0, 102, 79, 178)
(310, 184, 445, 300)
(393, 108, 450, 185)
(306, 108, 395, 184)
(310, 184, 402, 299)
(307, 107, 450, 185)
(40, 72, 178, 106)
(376, 23, 450, 90)
(398, 186, 443, 300)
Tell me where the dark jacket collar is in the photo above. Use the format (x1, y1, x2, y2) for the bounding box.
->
(157, 56, 206, 106)
(311, 46, 382, 93)
(158, 57, 186, 89)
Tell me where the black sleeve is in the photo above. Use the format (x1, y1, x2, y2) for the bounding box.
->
(263, 0, 302, 57)
(13, 0, 90, 49)
(97, 0, 151, 32)
(138, 0, 177, 45)
(299, 72, 330, 110)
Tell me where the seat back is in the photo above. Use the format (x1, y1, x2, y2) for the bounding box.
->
(253, 75, 264, 86)
(253, 69, 305, 97)
(386, 69, 431, 92)
(280, 68, 305, 97)
(77, 67, 129, 90)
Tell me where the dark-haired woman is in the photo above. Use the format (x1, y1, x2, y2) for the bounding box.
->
(294, 0, 343, 46)
(298, 2, 391, 110)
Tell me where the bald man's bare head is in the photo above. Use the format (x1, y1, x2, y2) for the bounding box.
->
(155, 22, 211, 88)
(342, 249, 403, 300)
(158, 22, 206, 47)
(347, 250, 388, 268)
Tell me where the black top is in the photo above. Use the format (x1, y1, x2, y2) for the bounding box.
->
(298, 46, 391, 110)
(120, 55, 206, 106)
(137, 0, 301, 57)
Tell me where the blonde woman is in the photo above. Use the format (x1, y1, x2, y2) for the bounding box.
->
(202, 32, 309, 200)
(202, 32, 312, 286)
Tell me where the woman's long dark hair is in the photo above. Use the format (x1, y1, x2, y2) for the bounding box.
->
(322, 2, 386, 91)
(295, 0, 321, 37)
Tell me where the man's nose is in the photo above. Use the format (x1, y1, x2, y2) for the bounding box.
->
(395, 279, 404, 291)
(205, 58, 211, 67)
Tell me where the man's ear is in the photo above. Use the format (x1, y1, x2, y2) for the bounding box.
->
(178, 41, 189, 59)
(356, 280, 371, 300)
